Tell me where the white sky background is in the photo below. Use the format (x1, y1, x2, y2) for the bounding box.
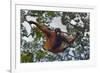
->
(50, 17, 67, 32)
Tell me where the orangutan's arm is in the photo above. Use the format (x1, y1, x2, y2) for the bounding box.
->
(27, 21, 51, 37)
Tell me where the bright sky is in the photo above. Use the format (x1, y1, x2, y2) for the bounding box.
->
(49, 17, 67, 32)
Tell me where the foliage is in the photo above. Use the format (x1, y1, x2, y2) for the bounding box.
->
(21, 52, 33, 63)
(35, 50, 47, 61)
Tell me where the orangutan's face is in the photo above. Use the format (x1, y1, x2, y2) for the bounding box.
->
(56, 30, 61, 37)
